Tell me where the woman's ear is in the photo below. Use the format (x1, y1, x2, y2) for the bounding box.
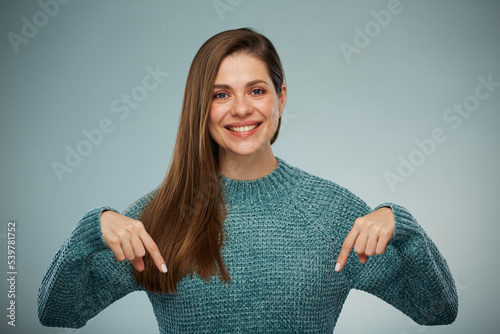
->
(279, 84, 287, 115)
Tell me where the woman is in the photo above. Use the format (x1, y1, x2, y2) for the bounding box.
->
(38, 28, 458, 333)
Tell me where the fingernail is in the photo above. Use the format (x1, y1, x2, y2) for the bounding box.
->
(161, 264, 168, 273)
(335, 263, 341, 272)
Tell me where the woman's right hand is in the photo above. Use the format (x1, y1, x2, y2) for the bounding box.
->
(100, 210, 167, 273)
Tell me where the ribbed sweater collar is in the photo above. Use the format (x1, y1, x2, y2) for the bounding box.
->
(220, 157, 296, 207)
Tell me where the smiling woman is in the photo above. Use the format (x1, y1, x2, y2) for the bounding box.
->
(209, 53, 286, 180)
(37, 28, 458, 333)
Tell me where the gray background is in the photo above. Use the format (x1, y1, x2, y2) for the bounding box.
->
(1, 0, 499, 333)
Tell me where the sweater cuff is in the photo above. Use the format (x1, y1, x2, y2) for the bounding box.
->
(374, 202, 424, 243)
(67, 206, 119, 257)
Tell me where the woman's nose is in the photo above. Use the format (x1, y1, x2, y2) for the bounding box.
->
(230, 95, 252, 117)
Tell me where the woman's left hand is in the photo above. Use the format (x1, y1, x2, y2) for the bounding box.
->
(335, 207, 395, 272)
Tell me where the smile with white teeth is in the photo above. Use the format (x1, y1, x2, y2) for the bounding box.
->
(227, 123, 260, 132)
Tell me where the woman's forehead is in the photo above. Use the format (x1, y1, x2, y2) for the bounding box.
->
(214, 54, 271, 86)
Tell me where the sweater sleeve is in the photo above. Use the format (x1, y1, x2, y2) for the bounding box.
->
(339, 195, 458, 326)
(37, 190, 156, 328)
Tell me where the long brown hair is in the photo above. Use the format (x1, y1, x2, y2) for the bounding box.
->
(132, 27, 286, 294)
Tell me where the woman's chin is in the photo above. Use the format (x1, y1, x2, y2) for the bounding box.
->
(220, 143, 265, 158)
(225, 148, 259, 157)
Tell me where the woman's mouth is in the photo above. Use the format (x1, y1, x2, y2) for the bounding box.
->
(225, 123, 261, 132)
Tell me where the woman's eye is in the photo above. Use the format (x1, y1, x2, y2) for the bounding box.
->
(251, 89, 264, 96)
(214, 92, 228, 99)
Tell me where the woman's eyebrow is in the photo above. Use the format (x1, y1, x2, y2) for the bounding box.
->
(212, 83, 231, 90)
(212, 79, 269, 90)
(245, 79, 268, 87)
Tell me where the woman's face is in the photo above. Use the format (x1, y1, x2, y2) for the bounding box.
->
(209, 53, 286, 160)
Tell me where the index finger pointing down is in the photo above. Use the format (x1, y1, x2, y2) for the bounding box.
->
(335, 228, 359, 272)
(139, 230, 167, 273)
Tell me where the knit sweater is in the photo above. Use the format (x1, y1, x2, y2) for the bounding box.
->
(37, 157, 458, 333)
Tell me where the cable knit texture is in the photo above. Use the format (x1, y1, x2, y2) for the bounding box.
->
(37, 157, 458, 333)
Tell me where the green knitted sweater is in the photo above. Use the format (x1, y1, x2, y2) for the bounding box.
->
(37, 157, 458, 333)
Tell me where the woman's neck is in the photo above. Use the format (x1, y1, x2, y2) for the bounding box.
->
(218, 147, 277, 181)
